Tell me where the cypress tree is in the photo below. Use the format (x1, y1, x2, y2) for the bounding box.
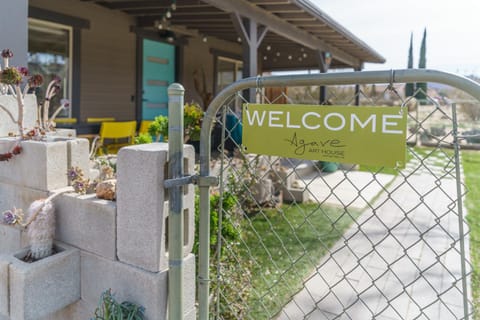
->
(416, 28, 427, 102)
(405, 33, 415, 97)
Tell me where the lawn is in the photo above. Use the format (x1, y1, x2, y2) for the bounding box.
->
(239, 203, 361, 319)
(462, 150, 480, 319)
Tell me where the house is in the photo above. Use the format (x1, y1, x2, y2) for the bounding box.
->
(1, 0, 385, 133)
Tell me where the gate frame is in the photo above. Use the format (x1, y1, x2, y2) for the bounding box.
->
(197, 69, 480, 320)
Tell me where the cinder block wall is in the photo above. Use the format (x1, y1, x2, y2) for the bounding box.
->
(0, 140, 196, 319)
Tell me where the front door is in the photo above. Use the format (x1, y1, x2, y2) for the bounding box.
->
(142, 39, 175, 120)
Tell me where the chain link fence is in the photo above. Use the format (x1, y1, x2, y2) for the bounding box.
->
(198, 71, 480, 320)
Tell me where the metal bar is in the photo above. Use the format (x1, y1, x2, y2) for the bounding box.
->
(451, 103, 470, 320)
(203, 71, 480, 127)
(167, 83, 185, 320)
(198, 117, 213, 320)
(215, 107, 228, 318)
(164, 175, 195, 189)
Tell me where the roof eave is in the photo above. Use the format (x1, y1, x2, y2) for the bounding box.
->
(294, 0, 386, 64)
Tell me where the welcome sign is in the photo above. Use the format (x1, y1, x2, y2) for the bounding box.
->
(242, 104, 407, 168)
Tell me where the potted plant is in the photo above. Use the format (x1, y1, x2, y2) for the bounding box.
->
(147, 102, 203, 143)
(0, 48, 70, 162)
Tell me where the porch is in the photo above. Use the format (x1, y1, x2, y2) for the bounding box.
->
(1, 0, 385, 135)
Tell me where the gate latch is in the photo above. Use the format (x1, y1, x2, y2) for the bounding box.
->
(164, 175, 218, 189)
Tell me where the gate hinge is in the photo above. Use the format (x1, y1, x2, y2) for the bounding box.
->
(164, 175, 218, 189)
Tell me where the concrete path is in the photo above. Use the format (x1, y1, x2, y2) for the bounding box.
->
(278, 155, 471, 319)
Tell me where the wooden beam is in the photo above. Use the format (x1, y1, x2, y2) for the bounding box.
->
(202, 0, 361, 68)
(100, 1, 211, 10)
(125, 8, 225, 16)
(256, 4, 304, 13)
(275, 12, 315, 20)
(250, 0, 292, 4)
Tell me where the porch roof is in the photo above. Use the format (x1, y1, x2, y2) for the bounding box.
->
(82, 0, 386, 71)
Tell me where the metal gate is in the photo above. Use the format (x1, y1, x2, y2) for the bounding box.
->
(197, 70, 480, 320)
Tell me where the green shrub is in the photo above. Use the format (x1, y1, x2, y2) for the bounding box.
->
(193, 191, 239, 255)
(134, 133, 153, 144)
(91, 289, 145, 320)
(193, 191, 253, 319)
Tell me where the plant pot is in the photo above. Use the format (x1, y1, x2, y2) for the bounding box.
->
(0, 242, 80, 320)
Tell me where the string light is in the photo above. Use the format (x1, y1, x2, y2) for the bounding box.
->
(153, 0, 176, 32)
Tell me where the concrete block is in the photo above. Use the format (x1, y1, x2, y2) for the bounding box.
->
(0, 257, 11, 318)
(183, 253, 196, 312)
(117, 143, 168, 272)
(52, 129, 76, 138)
(8, 242, 80, 320)
(183, 186, 195, 255)
(184, 307, 196, 320)
(66, 139, 90, 182)
(282, 187, 308, 203)
(0, 182, 48, 212)
(81, 251, 167, 320)
(117, 143, 195, 272)
(81, 251, 195, 320)
(0, 225, 28, 255)
(55, 193, 116, 260)
(158, 195, 195, 271)
(39, 300, 94, 320)
(0, 140, 68, 191)
(0, 94, 37, 138)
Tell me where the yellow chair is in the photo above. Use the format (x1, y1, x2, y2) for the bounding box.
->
(54, 118, 77, 124)
(91, 121, 137, 156)
(86, 117, 116, 123)
(139, 120, 153, 134)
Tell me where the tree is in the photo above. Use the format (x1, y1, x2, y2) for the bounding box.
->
(405, 32, 415, 97)
(416, 28, 428, 102)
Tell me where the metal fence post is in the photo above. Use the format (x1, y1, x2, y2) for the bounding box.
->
(452, 103, 471, 320)
(167, 83, 185, 320)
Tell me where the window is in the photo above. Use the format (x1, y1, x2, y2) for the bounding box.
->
(28, 19, 72, 117)
(216, 56, 243, 93)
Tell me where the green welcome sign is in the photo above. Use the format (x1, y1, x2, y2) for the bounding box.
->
(242, 104, 407, 168)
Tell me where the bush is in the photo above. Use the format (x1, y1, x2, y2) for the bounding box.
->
(193, 191, 253, 319)
(148, 102, 203, 142)
(134, 133, 153, 144)
(91, 289, 145, 320)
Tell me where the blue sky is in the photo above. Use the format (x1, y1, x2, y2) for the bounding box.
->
(311, 0, 480, 76)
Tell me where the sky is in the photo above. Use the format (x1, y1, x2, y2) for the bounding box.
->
(310, 0, 480, 76)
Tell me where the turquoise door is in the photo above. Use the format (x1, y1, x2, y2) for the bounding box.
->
(142, 39, 175, 120)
